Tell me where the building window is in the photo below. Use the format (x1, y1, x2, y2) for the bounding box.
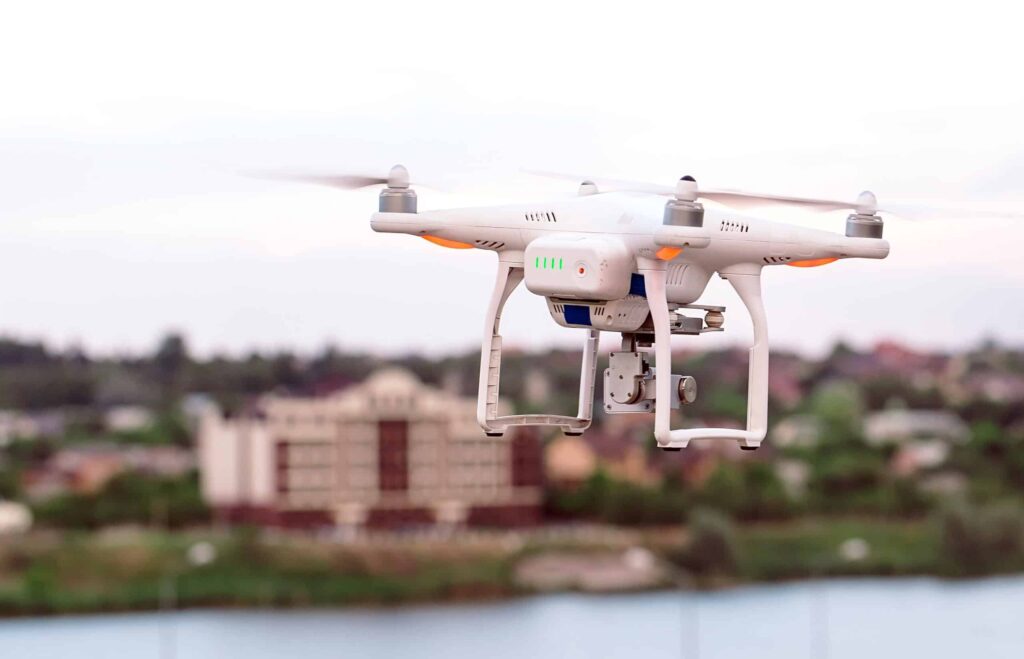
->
(378, 420, 409, 492)
(511, 429, 543, 487)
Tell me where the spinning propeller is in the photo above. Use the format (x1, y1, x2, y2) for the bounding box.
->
(527, 170, 1024, 222)
(252, 164, 418, 190)
(252, 163, 1024, 224)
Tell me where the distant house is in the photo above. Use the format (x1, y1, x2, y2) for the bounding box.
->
(545, 434, 597, 486)
(198, 368, 543, 529)
(0, 501, 32, 535)
(770, 414, 822, 448)
(942, 348, 1024, 404)
(21, 444, 195, 501)
(890, 440, 951, 476)
(181, 393, 219, 432)
(0, 411, 41, 446)
(774, 459, 810, 498)
(817, 342, 948, 393)
(523, 368, 553, 406)
(104, 405, 155, 433)
(863, 409, 970, 446)
(545, 431, 658, 487)
(965, 372, 1024, 403)
(863, 409, 969, 477)
(0, 409, 66, 446)
(767, 354, 806, 409)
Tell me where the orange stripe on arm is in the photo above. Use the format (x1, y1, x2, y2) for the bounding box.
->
(656, 246, 683, 261)
(787, 257, 838, 268)
(422, 235, 474, 249)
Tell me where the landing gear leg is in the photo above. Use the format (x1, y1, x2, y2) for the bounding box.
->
(639, 261, 769, 449)
(477, 255, 598, 436)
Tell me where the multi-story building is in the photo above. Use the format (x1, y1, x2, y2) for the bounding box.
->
(198, 368, 542, 529)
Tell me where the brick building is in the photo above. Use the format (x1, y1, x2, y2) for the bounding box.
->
(198, 368, 542, 529)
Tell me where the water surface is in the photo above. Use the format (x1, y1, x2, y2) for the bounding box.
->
(2, 577, 1022, 658)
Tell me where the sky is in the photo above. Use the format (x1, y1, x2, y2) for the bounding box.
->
(1, 0, 1022, 358)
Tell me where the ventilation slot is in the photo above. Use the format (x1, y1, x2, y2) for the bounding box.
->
(720, 220, 750, 233)
(762, 256, 793, 264)
(474, 240, 506, 250)
(524, 211, 557, 222)
(667, 263, 688, 286)
(594, 306, 605, 316)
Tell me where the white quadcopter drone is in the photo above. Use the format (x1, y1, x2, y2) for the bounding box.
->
(275, 165, 1006, 451)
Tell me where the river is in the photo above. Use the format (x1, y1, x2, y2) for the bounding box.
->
(2, 577, 1022, 658)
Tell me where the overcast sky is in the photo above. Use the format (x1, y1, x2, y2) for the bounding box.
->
(1, 1, 1022, 358)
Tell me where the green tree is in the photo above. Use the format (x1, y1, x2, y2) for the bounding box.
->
(810, 380, 864, 445)
(672, 508, 738, 576)
(153, 332, 191, 397)
(939, 501, 1024, 575)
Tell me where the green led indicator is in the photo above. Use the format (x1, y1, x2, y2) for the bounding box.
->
(535, 256, 539, 268)
(559, 258, 563, 270)
(543, 257, 548, 269)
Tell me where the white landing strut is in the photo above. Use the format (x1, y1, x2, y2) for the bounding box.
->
(477, 254, 598, 436)
(641, 261, 769, 449)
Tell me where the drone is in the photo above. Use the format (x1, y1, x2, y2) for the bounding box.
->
(270, 165, 1009, 451)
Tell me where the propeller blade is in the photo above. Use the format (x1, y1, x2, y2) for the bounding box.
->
(878, 202, 1024, 221)
(525, 170, 866, 211)
(697, 189, 860, 213)
(246, 164, 436, 191)
(251, 173, 391, 190)
(522, 170, 675, 196)
(524, 169, 1024, 221)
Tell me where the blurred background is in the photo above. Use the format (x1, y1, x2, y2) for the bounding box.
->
(1, 1, 1023, 657)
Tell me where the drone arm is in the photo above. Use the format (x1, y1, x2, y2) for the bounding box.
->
(477, 255, 597, 436)
(642, 263, 768, 449)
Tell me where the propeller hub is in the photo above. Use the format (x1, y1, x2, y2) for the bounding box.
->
(675, 176, 699, 202)
(387, 164, 411, 189)
(855, 190, 878, 215)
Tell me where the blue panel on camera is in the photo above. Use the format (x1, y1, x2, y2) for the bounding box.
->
(629, 273, 646, 297)
(563, 305, 592, 326)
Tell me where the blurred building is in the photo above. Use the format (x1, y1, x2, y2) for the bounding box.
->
(21, 444, 196, 500)
(104, 405, 155, 433)
(0, 411, 40, 446)
(864, 408, 970, 479)
(770, 414, 822, 448)
(0, 409, 65, 446)
(0, 501, 32, 535)
(181, 393, 220, 432)
(545, 430, 659, 487)
(198, 368, 543, 529)
(864, 409, 970, 446)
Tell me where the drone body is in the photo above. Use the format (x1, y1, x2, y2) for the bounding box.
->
(367, 168, 890, 451)
(366, 167, 891, 450)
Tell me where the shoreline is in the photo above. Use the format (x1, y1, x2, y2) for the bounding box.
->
(0, 516, 1018, 618)
(3, 573, 1024, 622)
